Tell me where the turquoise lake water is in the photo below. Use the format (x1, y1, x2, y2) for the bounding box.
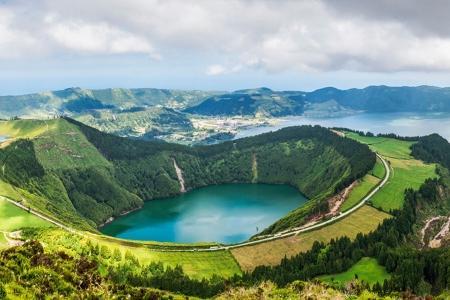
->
(101, 183, 307, 244)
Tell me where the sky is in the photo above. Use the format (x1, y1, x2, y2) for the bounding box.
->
(1, 0, 450, 95)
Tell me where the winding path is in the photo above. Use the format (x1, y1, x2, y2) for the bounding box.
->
(218, 153, 390, 250)
(0, 153, 390, 252)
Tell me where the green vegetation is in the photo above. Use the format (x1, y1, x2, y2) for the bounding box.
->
(345, 132, 414, 159)
(318, 257, 391, 287)
(1, 122, 449, 298)
(0, 199, 52, 232)
(0, 118, 375, 232)
(33, 118, 111, 170)
(77, 106, 193, 139)
(33, 228, 241, 280)
(0, 233, 8, 249)
(412, 133, 450, 170)
(238, 177, 450, 297)
(345, 131, 437, 212)
(185, 87, 304, 116)
(370, 158, 436, 211)
(340, 174, 379, 212)
(0, 119, 50, 139)
(372, 157, 386, 179)
(216, 280, 387, 299)
(0, 240, 206, 299)
(232, 205, 390, 271)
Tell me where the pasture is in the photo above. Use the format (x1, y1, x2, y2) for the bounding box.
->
(231, 205, 390, 271)
(340, 174, 379, 212)
(345, 132, 437, 211)
(0, 197, 52, 232)
(318, 257, 391, 287)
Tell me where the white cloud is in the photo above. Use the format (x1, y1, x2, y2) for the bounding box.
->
(48, 20, 156, 56)
(1, 0, 450, 73)
(206, 64, 227, 76)
(0, 8, 42, 58)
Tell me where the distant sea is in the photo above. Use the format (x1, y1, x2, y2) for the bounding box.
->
(235, 112, 450, 141)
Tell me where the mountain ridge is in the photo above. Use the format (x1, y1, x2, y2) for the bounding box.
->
(0, 118, 375, 232)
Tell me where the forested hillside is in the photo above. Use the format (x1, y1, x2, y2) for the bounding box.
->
(412, 134, 450, 170)
(185, 85, 450, 116)
(3, 85, 450, 120)
(0, 118, 374, 232)
(184, 87, 305, 116)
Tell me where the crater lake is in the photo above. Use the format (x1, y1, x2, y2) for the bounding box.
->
(100, 183, 307, 244)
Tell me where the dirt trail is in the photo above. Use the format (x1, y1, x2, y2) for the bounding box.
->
(173, 159, 186, 193)
(1, 231, 24, 247)
(327, 181, 358, 216)
(421, 216, 445, 246)
(429, 216, 450, 248)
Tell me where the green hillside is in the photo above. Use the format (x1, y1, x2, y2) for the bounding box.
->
(0, 118, 374, 232)
(345, 131, 437, 212)
(184, 87, 305, 116)
(0, 121, 449, 299)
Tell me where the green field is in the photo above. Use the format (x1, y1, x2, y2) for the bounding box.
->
(0, 232, 8, 248)
(370, 158, 437, 211)
(340, 174, 379, 212)
(0, 198, 52, 231)
(33, 119, 111, 170)
(345, 132, 414, 159)
(36, 228, 241, 279)
(318, 257, 391, 287)
(0, 119, 50, 140)
(345, 132, 437, 211)
(232, 205, 390, 271)
(371, 157, 386, 179)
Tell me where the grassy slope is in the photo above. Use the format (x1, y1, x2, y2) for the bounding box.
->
(0, 198, 52, 231)
(345, 133, 414, 159)
(231, 205, 390, 271)
(0, 232, 7, 248)
(340, 174, 379, 212)
(372, 157, 386, 179)
(36, 228, 241, 279)
(0, 119, 50, 139)
(33, 118, 111, 170)
(317, 257, 391, 287)
(345, 132, 437, 212)
(0, 119, 241, 278)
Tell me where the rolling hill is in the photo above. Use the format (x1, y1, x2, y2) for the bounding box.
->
(186, 85, 450, 116)
(0, 87, 219, 118)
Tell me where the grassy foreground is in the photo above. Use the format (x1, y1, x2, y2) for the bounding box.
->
(231, 205, 390, 271)
(0, 197, 52, 231)
(345, 132, 437, 212)
(34, 228, 241, 279)
(317, 257, 391, 287)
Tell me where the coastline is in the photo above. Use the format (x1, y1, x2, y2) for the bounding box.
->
(98, 205, 143, 228)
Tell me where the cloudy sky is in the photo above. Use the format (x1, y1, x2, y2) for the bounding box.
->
(1, 0, 450, 94)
